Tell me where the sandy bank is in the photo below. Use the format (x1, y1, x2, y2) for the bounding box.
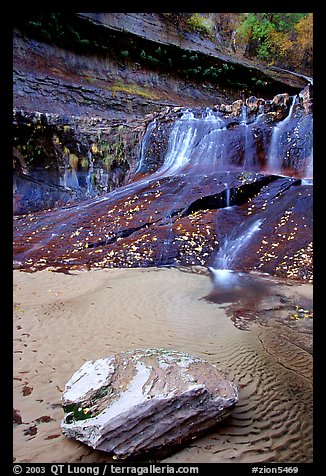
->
(13, 267, 312, 463)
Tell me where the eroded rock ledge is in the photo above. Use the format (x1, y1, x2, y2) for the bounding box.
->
(61, 349, 238, 459)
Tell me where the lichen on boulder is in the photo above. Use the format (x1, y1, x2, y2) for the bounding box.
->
(61, 348, 238, 459)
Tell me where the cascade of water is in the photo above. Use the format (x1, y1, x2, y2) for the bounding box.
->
(225, 187, 231, 207)
(240, 104, 248, 125)
(157, 111, 198, 176)
(223, 171, 232, 207)
(267, 96, 296, 174)
(91, 106, 252, 208)
(240, 105, 267, 172)
(78, 101, 311, 212)
(61, 167, 79, 189)
(154, 109, 228, 264)
(135, 119, 157, 174)
(87, 150, 93, 168)
(240, 106, 255, 171)
(85, 150, 94, 195)
(214, 218, 264, 270)
(82, 106, 222, 209)
(304, 148, 313, 180)
(208, 218, 264, 290)
(158, 110, 226, 177)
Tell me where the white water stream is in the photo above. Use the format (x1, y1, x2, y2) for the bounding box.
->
(209, 218, 265, 292)
(214, 218, 264, 271)
(267, 96, 296, 174)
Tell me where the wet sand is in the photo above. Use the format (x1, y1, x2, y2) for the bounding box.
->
(13, 267, 312, 463)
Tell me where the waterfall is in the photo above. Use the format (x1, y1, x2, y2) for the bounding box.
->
(157, 110, 226, 177)
(131, 104, 304, 209)
(136, 103, 310, 183)
(157, 111, 199, 176)
(223, 171, 232, 207)
(135, 119, 157, 174)
(87, 150, 93, 168)
(61, 167, 79, 190)
(241, 106, 250, 168)
(305, 148, 313, 179)
(154, 106, 268, 178)
(86, 150, 94, 195)
(225, 186, 231, 207)
(241, 106, 266, 171)
(92, 102, 311, 209)
(267, 96, 296, 174)
(240, 106, 256, 171)
(209, 218, 264, 290)
(213, 218, 264, 270)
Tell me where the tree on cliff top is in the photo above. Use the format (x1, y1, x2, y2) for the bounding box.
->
(163, 13, 312, 75)
(17, 12, 313, 76)
(236, 13, 312, 73)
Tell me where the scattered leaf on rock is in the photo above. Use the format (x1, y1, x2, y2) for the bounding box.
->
(22, 385, 33, 396)
(24, 426, 38, 436)
(45, 434, 61, 440)
(36, 415, 54, 423)
(13, 408, 22, 424)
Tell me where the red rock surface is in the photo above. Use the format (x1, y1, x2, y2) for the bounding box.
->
(13, 169, 312, 282)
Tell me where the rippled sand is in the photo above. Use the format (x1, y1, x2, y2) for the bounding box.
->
(13, 267, 312, 463)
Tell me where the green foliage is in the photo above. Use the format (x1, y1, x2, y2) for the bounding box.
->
(251, 77, 267, 88)
(63, 403, 93, 423)
(139, 50, 159, 65)
(101, 142, 110, 152)
(17, 144, 47, 164)
(267, 13, 307, 32)
(203, 66, 220, 78)
(184, 68, 200, 77)
(155, 46, 162, 56)
(237, 13, 310, 66)
(17, 12, 312, 85)
(294, 14, 313, 68)
(189, 54, 199, 62)
(104, 155, 114, 172)
(112, 139, 125, 161)
(110, 81, 159, 100)
(199, 63, 235, 81)
(187, 14, 214, 36)
(19, 13, 97, 52)
(147, 55, 160, 65)
(99, 134, 127, 172)
(80, 157, 89, 169)
(69, 153, 79, 170)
